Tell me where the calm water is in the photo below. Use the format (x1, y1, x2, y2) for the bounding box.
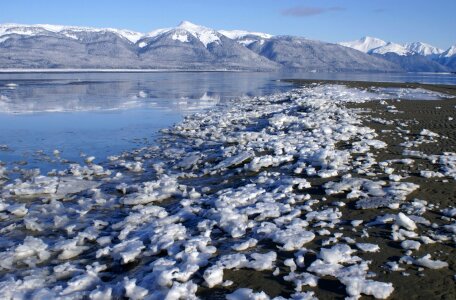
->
(0, 71, 455, 171)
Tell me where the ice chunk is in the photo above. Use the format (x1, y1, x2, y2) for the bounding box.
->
(419, 129, 439, 137)
(339, 276, 394, 299)
(271, 228, 315, 251)
(414, 254, 448, 269)
(248, 252, 277, 271)
(283, 272, 319, 291)
(226, 288, 270, 300)
(442, 208, 456, 218)
(203, 265, 224, 288)
(214, 151, 254, 169)
(356, 243, 380, 253)
(6, 176, 58, 195)
(61, 264, 105, 295)
(395, 213, 417, 231)
(165, 281, 198, 300)
(124, 277, 148, 300)
(122, 176, 183, 205)
(401, 240, 420, 250)
(112, 239, 145, 264)
(319, 244, 356, 264)
(232, 238, 258, 251)
(7, 204, 28, 217)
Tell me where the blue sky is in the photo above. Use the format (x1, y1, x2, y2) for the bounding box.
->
(1, 0, 455, 49)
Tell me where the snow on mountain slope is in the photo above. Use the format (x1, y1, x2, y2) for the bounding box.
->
(0, 21, 224, 49)
(339, 36, 387, 53)
(176, 21, 220, 47)
(218, 30, 272, 40)
(340, 36, 448, 58)
(0, 23, 144, 43)
(371, 42, 409, 56)
(1, 21, 453, 71)
(405, 42, 443, 56)
(145, 28, 172, 39)
(142, 21, 221, 48)
(442, 45, 456, 57)
(218, 30, 272, 46)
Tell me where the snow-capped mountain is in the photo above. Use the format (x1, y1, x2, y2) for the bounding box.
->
(339, 37, 445, 57)
(135, 22, 279, 70)
(370, 42, 409, 56)
(142, 21, 222, 48)
(0, 23, 143, 43)
(339, 36, 455, 72)
(0, 22, 454, 72)
(339, 37, 411, 56)
(0, 21, 279, 70)
(246, 35, 399, 72)
(438, 45, 456, 70)
(404, 42, 443, 57)
(339, 36, 387, 54)
(441, 45, 456, 58)
(140, 22, 273, 48)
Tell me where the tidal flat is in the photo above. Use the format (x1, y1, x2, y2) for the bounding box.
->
(0, 79, 455, 299)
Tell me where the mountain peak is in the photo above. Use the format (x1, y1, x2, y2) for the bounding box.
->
(360, 36, 384, 42)
(443, 45, 456, 57)
(177, 21, 207, 31)
(405, 41, 443, 56)
(370, 42, 409, 56)
(0, 23, 144, 43)
(175, 21, 220, 47)
(339, 36, 387, 53)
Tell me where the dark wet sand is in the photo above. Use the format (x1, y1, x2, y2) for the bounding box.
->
(269, 79, 456, 300)
(347, 99, 456, 300)
(197, 79, 456, 299)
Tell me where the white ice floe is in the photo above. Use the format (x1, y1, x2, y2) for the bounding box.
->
(203, 265, 224, 288)
(413, 254, 448, 269)
(400, 240, 421, 250)
(121, 176, 184, 205)
(395, 212, 417, 231)
(356, 243, 380, 253)
(226, 288, 270, 300)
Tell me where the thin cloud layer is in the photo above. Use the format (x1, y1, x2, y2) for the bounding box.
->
(282, 6, 345, 17)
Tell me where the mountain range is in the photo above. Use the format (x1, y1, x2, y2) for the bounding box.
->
(0, 21, 454, 72)
(339, 36, 455, 72)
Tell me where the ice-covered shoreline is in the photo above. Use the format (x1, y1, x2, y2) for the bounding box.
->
(0, 84, 455, 299)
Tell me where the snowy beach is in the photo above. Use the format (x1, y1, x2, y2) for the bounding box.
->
(0, 81, 456, 299)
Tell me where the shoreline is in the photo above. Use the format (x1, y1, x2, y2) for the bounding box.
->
(282, 78, 456, 97)
(0, 68, 247, 74)
(0, 81, 455, 299)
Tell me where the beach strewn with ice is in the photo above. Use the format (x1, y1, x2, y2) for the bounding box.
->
(1, 81, 455, 299)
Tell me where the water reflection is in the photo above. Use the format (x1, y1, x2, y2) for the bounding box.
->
(0, 72, 294, 114)
(0, 72, 292, 170)
(0, 79, 223, 114)
(1, 71, 455, 114)
(0, 71, 454, 171)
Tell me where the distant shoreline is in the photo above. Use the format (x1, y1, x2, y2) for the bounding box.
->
(0, 69, 455, 75)
(283, 78, 456, 95)
(0, 69, 247, 74)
